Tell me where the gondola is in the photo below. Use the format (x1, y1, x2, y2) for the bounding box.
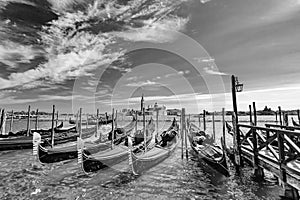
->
(0, 122, 68, 139)
(34, 117, 136, 163)
(77, 118, 155, 174)
(128, 118, 179, 175)
(187, 121, 230, 177)
(0, 125, 77, 151)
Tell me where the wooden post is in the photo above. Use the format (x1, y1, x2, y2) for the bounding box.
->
(115, 110, 118, 129)
(212, 112, 215, 142)
(284, 112, 288, 126)
(55, 111, 58, 127)
(231, 75, 242, 171)
(111, 109, 114, 149)
(297, 109, 300, 124)
(79, 108, 82, 138)
(143, 107, 146, 152)
(35, 109, 39, 130)
(9, 110, 13, 133)
(156, 109, 159, 137)
(249, 105, 253, 125)
(278, 106, 282, 126)
(183, 109, 188, 159)
(51, 105, 55, 147)
(203, 110, 206, 131)
(181, 109, 184, 159)
(135, 111, 138, 133)
(96, 109, 99, 138)
(252, 102, 264, 179)
(277, 131, 286, 186)
(198, 114, 201, 128)
(222, 108, 226, 148)
(105, 112, 108, 125)
(1, 110, 6, 135)
(26, 105, 31, 136)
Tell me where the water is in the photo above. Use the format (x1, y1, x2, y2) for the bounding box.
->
(0, 115, 285, 199)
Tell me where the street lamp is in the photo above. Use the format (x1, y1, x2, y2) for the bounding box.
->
(235, 77, 244, 92)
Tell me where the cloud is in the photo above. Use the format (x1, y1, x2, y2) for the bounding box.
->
(200, 0, 212, 4)
(203, 65, 228, 76)
(0, 41, 42, 68)
(194, 57, 215, 63)
(165, 70, 190, 78)
(112, 16, 189, 43)
(126, 80, 158, 87)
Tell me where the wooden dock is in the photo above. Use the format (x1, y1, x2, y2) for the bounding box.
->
(231, 119, 300, 199)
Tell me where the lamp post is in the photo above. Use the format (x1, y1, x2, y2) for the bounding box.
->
(231, 75, 244, 172)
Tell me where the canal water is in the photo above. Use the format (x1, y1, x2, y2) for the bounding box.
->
(0, 115, 286, 199)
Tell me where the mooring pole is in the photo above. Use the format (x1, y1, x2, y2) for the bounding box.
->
(252, 102, 264, 179)
(135, 111, 138, 133)
(51, 105, 55, 147)
(105, 112, 108, 125)
(249, 105, 253, 125)
(9, 110, 13, 133)
(284, 112, 288, 127)
(183, 108, 188, 159)
(35, 109, 39, 130)
(96, 109, 99, 138)
(156, 109, 159, 138)
(231, 75, 242, 172)
(56, 111, 59, 127)
(79, 108, 82, 138)
(115, 110, 118, 129)
(143, 107, 146, 152)
(212, 112, 216, 142)
(26, 105, 31, 136)
(297, 109, 300, 124)
(278, 106, 282, 126)
(222, 108, 226, 148)
(203, 110, 206, 131)
(198, 114, 201, 128)
(181, 109, 184, 159)
(111, 108, 115, 149)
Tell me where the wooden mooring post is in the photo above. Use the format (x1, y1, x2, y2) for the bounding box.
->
(51, 105, 55, 148)
(203, 110, 206, 131)
(252, 102, 264, 180)
(181, 109, 185, 159)
(26, 105, 31, 136)
(278, 106, 283, 126)
(9, 110, 13, 133)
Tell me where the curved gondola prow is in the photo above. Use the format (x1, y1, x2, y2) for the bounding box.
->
(32, 132, 42, 164)
(220, 136, 230, 177)
(77, 137, 90, 176)
(127, 135, 138, 176)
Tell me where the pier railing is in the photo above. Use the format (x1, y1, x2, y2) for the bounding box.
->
(237, 123, 300, 191)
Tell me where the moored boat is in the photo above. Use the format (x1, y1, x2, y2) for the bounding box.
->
(34, 117, 136, 163)
(77, 118, 155, 174)
(128, 118, 179, 175)
(187, 121, 230, 177)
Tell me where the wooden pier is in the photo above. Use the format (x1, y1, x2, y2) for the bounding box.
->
(230, 75, 300, 199)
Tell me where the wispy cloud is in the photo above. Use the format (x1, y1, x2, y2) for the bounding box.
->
(126, 80, 158, 87)
(203, 65, 228, 76)
(194, 57, 215, 63)
(0, 41, 42, 68)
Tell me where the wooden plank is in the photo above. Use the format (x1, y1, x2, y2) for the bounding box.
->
(239, 124, 300, 137)
(284, 134, 300, 154)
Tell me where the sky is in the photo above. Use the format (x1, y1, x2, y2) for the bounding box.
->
(0, 0, 300, 114)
